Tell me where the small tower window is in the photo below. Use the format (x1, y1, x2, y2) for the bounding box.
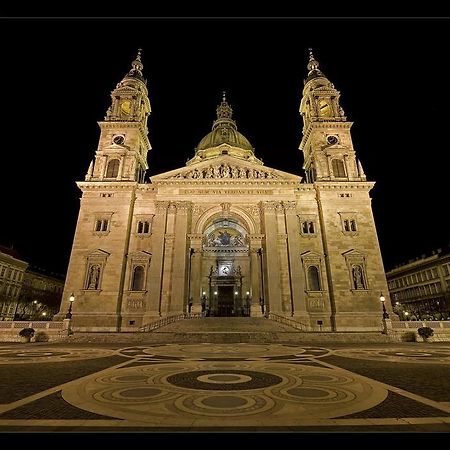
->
(106, 159, 120, 178)
(137, 220, 151, 234)
(332, 159, 346, 178)
(95, 219, 109, 232)
(131, 266, 145, 291)
(307, 266, 321, 291)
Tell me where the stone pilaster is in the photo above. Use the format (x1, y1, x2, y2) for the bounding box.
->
(169, 202, 192, 313)
(160, 202, 177, 315)
(144, 201, 168, 321)
(284, 201, 309, 321)
(260, 201, 282, 313)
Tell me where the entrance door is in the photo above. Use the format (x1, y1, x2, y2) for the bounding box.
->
(217, 286, 234, 317)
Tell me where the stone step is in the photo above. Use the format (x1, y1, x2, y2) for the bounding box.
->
(55, 330, 395, 344)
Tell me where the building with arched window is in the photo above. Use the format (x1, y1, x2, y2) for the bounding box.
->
(56, 50, 391, 332)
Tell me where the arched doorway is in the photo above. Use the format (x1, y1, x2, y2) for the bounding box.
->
(201, 219, 250, 317)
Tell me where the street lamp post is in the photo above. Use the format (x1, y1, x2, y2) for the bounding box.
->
(65, 293, 75, 319)
(380, 293, 389, 319)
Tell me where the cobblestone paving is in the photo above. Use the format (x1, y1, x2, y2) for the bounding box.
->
(0, 343, 450, 431)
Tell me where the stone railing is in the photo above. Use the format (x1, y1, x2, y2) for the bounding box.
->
(391, 320, 450, 330)
(268, 313, 308, 331)
(139, 312, 204, 333)
(0, 320, 69, 342)
(390, 320, 450, 342)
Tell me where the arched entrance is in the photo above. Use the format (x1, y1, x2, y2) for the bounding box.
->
(201, 219, 251, 317)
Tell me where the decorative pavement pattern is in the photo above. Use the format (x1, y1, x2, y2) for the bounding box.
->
(1, 344, 450, 431)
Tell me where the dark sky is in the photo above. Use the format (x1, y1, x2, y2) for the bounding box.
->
(0, 18, 448, 275)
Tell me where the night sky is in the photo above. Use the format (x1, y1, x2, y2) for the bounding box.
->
(0, 18, 448, 276)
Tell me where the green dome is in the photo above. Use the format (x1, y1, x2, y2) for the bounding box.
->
(197, 126, 253, 151)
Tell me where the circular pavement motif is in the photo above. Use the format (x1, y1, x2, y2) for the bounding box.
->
(0, 347, 116, 364)
(333, 347, 450, 364)
(62, 358, 387, 426)
(166, 370, 282, 390)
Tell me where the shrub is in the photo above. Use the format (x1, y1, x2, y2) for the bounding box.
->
(417, 326, 434, 339)
(18, 328, 35, 338)
(34, 331, 49, 342)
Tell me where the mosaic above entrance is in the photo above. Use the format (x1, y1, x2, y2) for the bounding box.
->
(204, 228, 247, 248)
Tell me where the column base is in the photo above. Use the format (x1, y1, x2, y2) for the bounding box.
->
(251, 305, 264, 317)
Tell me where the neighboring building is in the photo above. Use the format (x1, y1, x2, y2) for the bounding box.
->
(386, 246, 450, 320)
(0, 246, 28, 320)
(16, 268, 65, 320)
(56, 49, 391, 332)
(0, 246, 65, 320)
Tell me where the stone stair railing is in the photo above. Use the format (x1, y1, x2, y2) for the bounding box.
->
(268, 313, 308, 331)
(139, 312, 204, 332)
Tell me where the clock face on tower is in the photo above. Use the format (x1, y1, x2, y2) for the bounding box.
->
(120, 100, 131, 116)
(327, 135, 338, 145)
(113, 135, 125, 145)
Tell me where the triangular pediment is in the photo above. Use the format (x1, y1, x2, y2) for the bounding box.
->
(342, 249, 366, 258)
(150, 155, 301, 182)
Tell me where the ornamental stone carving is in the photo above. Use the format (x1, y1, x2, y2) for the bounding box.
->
(171, 164, 277, 180)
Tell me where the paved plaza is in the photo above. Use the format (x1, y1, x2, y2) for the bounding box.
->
(1, 336, 450, 432)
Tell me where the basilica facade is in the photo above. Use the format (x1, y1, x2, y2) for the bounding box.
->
(56, 50, 392, 332)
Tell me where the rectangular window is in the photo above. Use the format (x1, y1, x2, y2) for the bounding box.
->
(301, 221, 315, 235)
(343, 220, 350, 232)
(0, 266, 5, 277)
(95, 219, 109, 233)
(350, 219, 357, 231)
(137, 220, 151, 235)
(443, 265, 449, 276)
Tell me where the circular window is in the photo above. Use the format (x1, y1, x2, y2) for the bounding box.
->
(113, 135, 125, 145)
(327, 135, 338, 145)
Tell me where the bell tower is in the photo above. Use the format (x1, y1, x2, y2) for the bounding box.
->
(86, 49, 151, 183)
(299, 49, 366, 183)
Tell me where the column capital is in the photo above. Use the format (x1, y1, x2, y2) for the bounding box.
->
(155, 201, 170, 213)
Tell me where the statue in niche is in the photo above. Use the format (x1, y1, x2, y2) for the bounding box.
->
(210, 263, 219, 276)
(352, 265, 365, 290)
(231, 166, 239, 178)
(238, 167, 247, 178)
(88, 265, 101, 289)
(247, 169, 254, 179)
(234, 265, 242, 276)
(192, 169, 200, 179)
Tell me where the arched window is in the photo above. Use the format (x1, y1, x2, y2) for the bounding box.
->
(106, 159, 120, 178)
(131, 266, 145, 291)
(307, 266, 321, 291)
(332, 159, 346, 178)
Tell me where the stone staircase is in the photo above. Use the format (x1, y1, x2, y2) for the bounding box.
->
(53, 317, 396, 344)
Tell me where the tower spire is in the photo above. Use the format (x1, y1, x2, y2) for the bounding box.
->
(128, 48, 144, 76)
(307, 48, 321, 74)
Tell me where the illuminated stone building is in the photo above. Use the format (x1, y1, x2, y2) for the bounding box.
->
(56, 50, 391, 332)
(386, 246, 450, 320)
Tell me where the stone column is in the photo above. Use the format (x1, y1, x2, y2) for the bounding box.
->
(188, 233, 203, 314)
(249, 235, 263, 317)
(284, 202, 309, 322)
(144, 201, 168, 322)
(261, 201, 282, 314)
